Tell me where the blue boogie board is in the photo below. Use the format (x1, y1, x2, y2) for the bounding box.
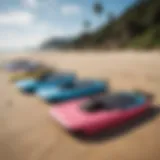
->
(16, 73, 76, 93)
(36, 80, 108, 103)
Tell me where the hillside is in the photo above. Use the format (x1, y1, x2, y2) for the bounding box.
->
(41, 0, 160, 49)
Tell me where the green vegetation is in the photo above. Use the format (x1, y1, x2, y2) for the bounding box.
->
(129, 25, 160, 48)
(73, 0, 160, 49)
(41, 0, 160, 49)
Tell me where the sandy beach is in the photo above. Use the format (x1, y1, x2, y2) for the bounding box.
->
(0, 50, 160, 160)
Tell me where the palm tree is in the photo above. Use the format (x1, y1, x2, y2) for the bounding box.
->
(83, 20, 91, 32)
(93, 1, 104, 16)
(107, 12, 116, 23)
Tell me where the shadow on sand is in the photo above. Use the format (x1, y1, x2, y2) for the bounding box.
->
(70, 105, 160, 143)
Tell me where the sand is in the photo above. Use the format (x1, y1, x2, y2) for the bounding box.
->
(0, 50, 160, 160)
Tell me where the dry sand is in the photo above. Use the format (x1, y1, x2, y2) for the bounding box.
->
(0, 50, 160, 160)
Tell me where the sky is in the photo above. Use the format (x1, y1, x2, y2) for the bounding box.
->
(0, 0, 137, 51)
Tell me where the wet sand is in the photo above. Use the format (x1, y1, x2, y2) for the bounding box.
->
(0, 50, 160, 160)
